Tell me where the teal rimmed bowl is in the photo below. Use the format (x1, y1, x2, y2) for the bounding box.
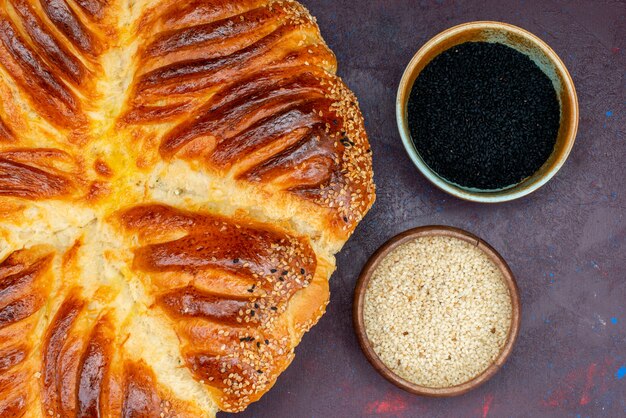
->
(396, 21, 579, 202)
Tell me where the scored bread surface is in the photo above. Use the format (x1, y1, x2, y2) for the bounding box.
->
(0, 0, 375, 416)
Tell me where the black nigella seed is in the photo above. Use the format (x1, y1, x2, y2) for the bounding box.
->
(282, 270, 288, 276)
(300, 268, 305, 275)
(256, 342, 261, 348)
(265, 339, 270, 344)
(407, 41, 560, 190)
(250, 310, 255, 317)
(270, 269, 277, 273)
(257, 369, 263, 374)
(343, 216, 348, 222)
(233, 258, 239, 264)
(270, 307, 277, 311)
(254, 303, 259, 309)
(278, 277, 284, 282)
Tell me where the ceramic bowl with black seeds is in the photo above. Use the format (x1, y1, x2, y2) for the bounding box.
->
(396, 21, 579, 203)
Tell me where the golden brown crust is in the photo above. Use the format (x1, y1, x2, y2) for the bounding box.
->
(0, 0, 374, 416)
(0, 8, 82, 130)
(0, 148, 79, 198)
(0, 246, 54, 417)
(121, 0, 373, 241)
(0, 117, 14, 142)
(117, 204, 324, 411)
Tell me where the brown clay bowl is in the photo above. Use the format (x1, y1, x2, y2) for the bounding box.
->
(397, 21, 579, 202)
(353, 226, 521, 397)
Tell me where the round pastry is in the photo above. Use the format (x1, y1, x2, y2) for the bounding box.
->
(0, 0, 374, 416)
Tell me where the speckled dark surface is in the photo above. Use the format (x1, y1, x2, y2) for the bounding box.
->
(229, 1, 626, 417)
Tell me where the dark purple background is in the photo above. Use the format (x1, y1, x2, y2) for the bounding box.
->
(229, 1, 626, 417)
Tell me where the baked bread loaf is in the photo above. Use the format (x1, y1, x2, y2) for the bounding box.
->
(0, 0, 374, 416)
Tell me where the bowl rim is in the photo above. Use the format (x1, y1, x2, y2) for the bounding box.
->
(396, 21, 579, 203)
(353, 225, 522, 397)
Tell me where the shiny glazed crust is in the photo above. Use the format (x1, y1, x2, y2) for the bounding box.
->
(0, 0, 374, 416)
